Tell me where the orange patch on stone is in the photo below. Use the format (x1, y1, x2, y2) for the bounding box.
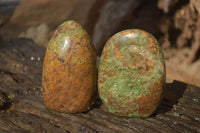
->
(42, 40, 97, 113)
(132, 80, 163, 116)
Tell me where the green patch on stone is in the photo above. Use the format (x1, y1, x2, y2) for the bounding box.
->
(47, 21, 88, 58)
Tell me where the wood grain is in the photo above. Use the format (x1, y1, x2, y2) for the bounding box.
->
(0, 38, 199, 133)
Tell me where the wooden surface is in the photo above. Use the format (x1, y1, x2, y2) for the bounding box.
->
(0, 38, 200, 133)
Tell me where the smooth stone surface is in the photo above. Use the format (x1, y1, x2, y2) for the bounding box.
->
(42, 20, 97, 113)
(98, 29, 166, 117)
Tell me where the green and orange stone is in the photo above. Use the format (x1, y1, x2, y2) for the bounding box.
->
(98, 29, 166, 117)
(42, 20, 97, 113)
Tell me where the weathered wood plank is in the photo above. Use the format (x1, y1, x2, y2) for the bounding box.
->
(0, 38, 200, 133)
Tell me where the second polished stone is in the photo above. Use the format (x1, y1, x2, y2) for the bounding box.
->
(98, 29, 166, 117)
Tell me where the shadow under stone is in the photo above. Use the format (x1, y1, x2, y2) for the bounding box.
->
(153, 80, 188, 116)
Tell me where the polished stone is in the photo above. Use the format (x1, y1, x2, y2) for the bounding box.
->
(98, 29, 166, 117)
(42, 20, 97, 113)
